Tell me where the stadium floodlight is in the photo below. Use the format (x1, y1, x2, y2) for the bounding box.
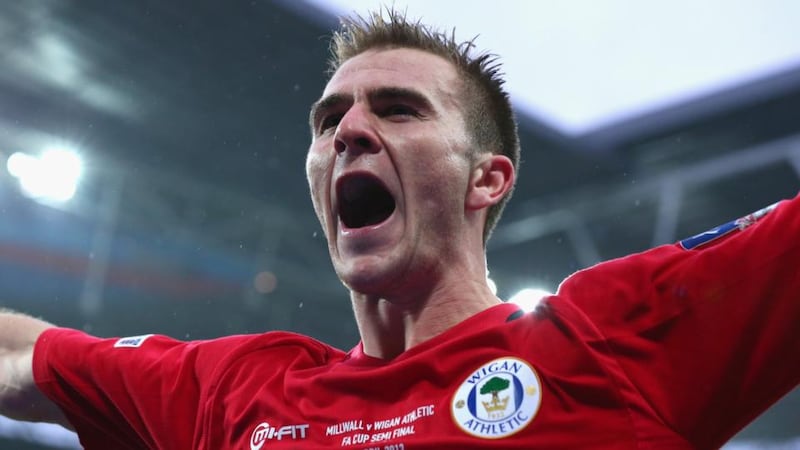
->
(6, 148, 83, 202)
(507, 287, 553, 313)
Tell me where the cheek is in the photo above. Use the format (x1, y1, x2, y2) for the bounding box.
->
(305, 152, 328, 212)
(306, 145, 331, 184)
(416, 155, 470, 198)
(304, 149, 318, 181)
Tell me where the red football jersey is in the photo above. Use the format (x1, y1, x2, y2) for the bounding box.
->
(33, 196, 800, 449)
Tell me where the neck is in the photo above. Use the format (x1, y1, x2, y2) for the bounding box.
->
(351, 273, 501, 360)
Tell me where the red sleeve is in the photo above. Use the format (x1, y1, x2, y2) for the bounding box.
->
(32, 328, 242, 449)
(557, 194, 800, 449)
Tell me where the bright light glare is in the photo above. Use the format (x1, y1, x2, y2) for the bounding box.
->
(6, 152, 35, 178)
(507, 288, 553, 313)
(6, 148, 83, 202)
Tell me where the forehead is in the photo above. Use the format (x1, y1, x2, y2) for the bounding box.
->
(323, 48, 461, 100)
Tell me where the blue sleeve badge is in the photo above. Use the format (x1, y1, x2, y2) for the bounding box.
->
(113, 334, 154, 348)
(679, 202, 779, 250)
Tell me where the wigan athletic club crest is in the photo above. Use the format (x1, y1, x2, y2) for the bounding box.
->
(451, 357, 542, 439)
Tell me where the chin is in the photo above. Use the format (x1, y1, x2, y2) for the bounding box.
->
(335, 257, 404, 296)
(338, 269, 393, 296)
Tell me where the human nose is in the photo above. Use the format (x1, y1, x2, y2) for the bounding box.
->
(333, 105, 380, 155)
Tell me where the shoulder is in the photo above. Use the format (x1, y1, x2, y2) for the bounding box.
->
(37, 328, 345, 379)
(554, 196, 797, 335)
(557, 244, 680, 303)
(195, 330, 345, 365)
(559, 195, 798, 300)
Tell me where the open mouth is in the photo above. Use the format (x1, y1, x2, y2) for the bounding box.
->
(337, 173, 396, 229)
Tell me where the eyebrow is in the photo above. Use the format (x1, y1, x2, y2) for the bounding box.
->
(369, 86, 433, 111)
(309, 93, 350, 131)
(309, 86, 434, 131)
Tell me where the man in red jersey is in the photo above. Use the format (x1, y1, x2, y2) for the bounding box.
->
(1, 9, 798, 450)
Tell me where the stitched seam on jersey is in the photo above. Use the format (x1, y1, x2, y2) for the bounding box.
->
(557, 298, 693, 449)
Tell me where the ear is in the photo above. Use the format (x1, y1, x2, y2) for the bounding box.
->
(465, 154, 515, 211)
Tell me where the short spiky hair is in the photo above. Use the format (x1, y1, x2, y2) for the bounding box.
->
(327, 8, 521, 245)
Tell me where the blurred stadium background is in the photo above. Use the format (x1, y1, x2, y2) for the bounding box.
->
(0, 1, 797, 448)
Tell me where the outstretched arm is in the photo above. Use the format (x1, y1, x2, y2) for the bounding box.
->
(560, 196, 800, 448)
(0, 309, 70, 428)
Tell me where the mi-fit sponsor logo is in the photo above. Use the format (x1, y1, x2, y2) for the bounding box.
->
(250, 422, 309, 450)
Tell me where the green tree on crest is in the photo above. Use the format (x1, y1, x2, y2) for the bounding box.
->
(480, 376, 510, 402)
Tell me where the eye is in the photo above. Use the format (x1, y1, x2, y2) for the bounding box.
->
(318, 113, 343, 134)
(383, 104, 417, 118)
